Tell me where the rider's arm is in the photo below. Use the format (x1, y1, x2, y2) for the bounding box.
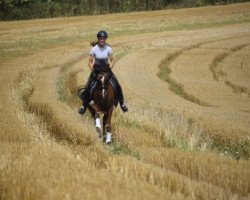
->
(88, 55, 94, 70)
(109, 54, 114, 69)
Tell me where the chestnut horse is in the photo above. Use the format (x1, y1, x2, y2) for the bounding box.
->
(79, 70, 118, 143)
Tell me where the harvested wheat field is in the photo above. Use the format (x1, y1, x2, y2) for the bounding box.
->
(0, 2, 250, 200)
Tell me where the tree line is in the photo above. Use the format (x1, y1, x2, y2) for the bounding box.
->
(0, 0, 248, 21)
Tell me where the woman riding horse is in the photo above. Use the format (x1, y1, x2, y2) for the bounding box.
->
(79, 30, 128, 114)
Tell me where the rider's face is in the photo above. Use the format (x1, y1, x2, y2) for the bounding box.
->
(98, 37, 106, 46)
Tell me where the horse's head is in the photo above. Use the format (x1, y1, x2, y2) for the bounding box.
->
(96, 72, 110, 98)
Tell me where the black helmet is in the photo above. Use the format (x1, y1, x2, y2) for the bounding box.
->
(97, 30, 108, 39)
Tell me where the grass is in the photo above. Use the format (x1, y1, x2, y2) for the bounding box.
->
(108, 142, 140, 160)
(210, 132, 250, 160)
(210, 52, 229, 81)
(114, 107, 249, 160)
(57, 74, 68, 102)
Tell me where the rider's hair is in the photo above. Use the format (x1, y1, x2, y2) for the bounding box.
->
(90, 41, 98, 46)
(90, 41, 110, 47)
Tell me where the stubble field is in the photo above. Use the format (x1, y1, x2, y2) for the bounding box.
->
(0, 3, 250, 200)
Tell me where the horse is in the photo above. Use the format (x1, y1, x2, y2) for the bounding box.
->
(78, 69, 118, 144)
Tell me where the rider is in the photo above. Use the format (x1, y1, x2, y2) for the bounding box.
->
(79, 30, 128, 114)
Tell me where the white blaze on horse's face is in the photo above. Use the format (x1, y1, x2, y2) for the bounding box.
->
(101, 75, 105, 98)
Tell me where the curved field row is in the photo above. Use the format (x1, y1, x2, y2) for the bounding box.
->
(114, 35, 250, 136)
(169, 36, 250, 110)
(218, 44, 250, 95)
(1, 3, 250, 200)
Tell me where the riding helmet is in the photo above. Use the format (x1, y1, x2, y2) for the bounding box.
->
(97, 30, 108, 39)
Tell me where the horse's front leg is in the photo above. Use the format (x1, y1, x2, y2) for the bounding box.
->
(103, 113, 108, 142)
(104, 109, 113, 144)
(95, 112, 102, 139)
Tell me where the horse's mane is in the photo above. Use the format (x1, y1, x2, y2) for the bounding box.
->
(90, 41, 111, 47)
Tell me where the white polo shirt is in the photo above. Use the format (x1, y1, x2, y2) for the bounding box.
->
(90, 44, 113, 66)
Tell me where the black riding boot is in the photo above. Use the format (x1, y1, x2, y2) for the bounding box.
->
(79, 71, 96, 114)
(110, 72, 128, 112)
(79, 92, 91, 114)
